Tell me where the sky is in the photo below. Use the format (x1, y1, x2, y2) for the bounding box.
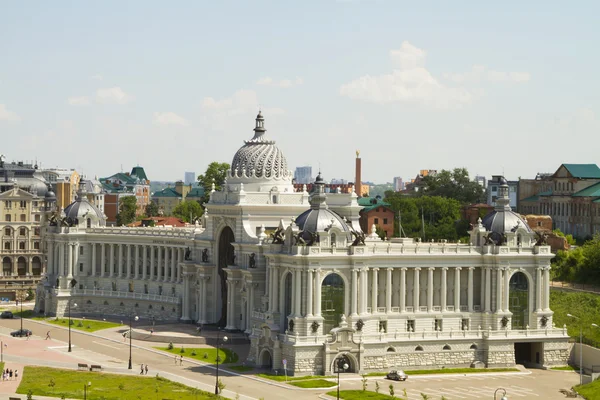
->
(1, 1, 599, 184)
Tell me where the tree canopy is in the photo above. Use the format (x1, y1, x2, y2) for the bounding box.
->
(552, 234, 600, 284)
(116, 196, 137, 226)
(173, 200, 203, 223)
(145, 201, 160, 217)
(385, 193, 468, 242)
(197, 162, 230, 205)
(419, 168, 485, 205)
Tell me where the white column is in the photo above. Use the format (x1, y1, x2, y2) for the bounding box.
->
(73, 242, 79, 277)
(480, 266, 485, 311)
(427, 267, 434, 312)
(468, 267, 474, 312)
(371, 268, 379, 313)
(306, 269, 314, 317)
(351, 269, 358, 316)
(496, 268, 503, 312)
(454, 267, 461, 311)
(400, 268, 406, 312)
(359, 268, 368, 315)
(535, 267, 542, 312)
(197, 279, 205, 324)
(47, 241, 54, 276)
(150, 246, 155, 280)
(177, 248, 183, 282)
(294, 269, 302, 317)
(441, 267, 447, 312)
(59, 243, 65, 278)
(314, 270, 322, 317)
(543, 267, 551, 311)
(386, 268, 392, 313)
(504, 267, 511, 312)
(248, 283, 255, 326)
(485, 267, 491, 312)
(142, 246, 147, 280)
(272, 266, 279, 313)
(413, 268, 420, 311)
(117, 244, 123, 276)
(109, 244, 115, 277)
(181, 272, 191, 321)
(126, 244, 132, 277)
(163, 246, 169, 282)
(91, 243, 96, 276)
(230, 280, 237, 329)
(100, 243, 106, 277)
(169, 248, 175, 282)
(67, 243, 73, 279)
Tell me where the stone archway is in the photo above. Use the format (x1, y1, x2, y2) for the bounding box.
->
(17, 257, 26, 276)
(32, 256, 42, 276)
(217, 226, 235, 328)
(509, 271, 529, 329)
(258, 348, 273, 369)
(2, 257, 12, 276)
(331, 353, 357, 373)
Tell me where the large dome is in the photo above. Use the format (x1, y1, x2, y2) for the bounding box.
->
(229, 112, 291, 180)
(63, 194, 106, 227)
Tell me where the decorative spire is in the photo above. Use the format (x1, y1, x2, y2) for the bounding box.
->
(309, 171, 327, 209)
(249, 110, 267, 141)
(495, 176, 511, 211)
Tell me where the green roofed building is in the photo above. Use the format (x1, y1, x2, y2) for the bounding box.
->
(517, 163, 600, 238)
(100, 166, 150, 225)
(151, 181, 204, 215)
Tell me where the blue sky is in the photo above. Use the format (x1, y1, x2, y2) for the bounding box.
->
(1, 1, 599, 184)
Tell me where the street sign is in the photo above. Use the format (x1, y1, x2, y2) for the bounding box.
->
(282, 358, 287, 367)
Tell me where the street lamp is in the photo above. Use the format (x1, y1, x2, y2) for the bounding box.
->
(567, 313, 583, 385)
(215, 330, 228, 395)
(19, 282, 25, 333)
(128, 314, 139, 369)
(336, 358, 349, 400)
(493, 387, 508, 400)
(83, 381, 91, 400)
(68, 301, 77, 352)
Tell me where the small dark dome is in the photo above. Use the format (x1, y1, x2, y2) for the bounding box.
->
(295, 207, 351, 234)
(45, 190, 56, 199)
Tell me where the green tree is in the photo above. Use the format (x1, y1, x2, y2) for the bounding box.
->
(116, 196, 137, 226)
(172, 200, 203, 223)
(197, 162, 230, 205)
(145, 201, 160, 217)
(419, 168, 485, 205)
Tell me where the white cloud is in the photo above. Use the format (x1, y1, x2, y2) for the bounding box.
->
(96, 87, 133, 105)
(443, 65, 530, 83)
(340, 41, 472, 109)
(200, 89, 284, 131)
(67, 96, 91, 106)
(256, 76, 303, 88)
(91, 74, 103, 80)
(0, 104, 20, 122)
(153, 112, 189, 127)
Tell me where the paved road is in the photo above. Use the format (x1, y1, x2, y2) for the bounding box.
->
(0, 315, 581, 400)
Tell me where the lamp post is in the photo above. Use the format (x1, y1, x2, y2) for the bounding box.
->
(214, 330, 228, 395)
(19, 282, 24, 333)
(493, 387, 508, 400)
(567, 313, 583, 385)
(68, 301, 77, 352)
(83, 381, 91, 400)
(128, 314, 139, 370)
(336, 358, 349, 400)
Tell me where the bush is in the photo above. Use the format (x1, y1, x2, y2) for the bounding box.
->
(191, 350, 197, 356)
(77, 321, 83, 327)
(203, 352, 208, 359)
(361, 374, 368, 391)
(180, 347, 185, 354)
(167, 342, 173, 350)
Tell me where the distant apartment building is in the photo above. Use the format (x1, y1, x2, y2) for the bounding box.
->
(519, 164, 600, 238)
(100, 166, 150, 225)
(330, 178, 348, 185)
(393, 176, 404, 191)
(294, 166, 313, 184)
(78, 177, 106, 214)
(38, 168, 79, 210)
(487, 175, 518, 210)
(405, 169, 437, 192)
(152, 181, 193, 215)
(358, 196, 395, 237)
(475, 175, 486, 188)
(184, 171, 196, 185)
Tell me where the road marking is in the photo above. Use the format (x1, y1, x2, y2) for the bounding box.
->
(510, 385, 540, 396)
(48, 346, 73, 349)
(443, 388, 479, 398)
(92, 341, 122, 350)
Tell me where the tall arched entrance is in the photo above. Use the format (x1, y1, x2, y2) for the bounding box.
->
(2, 257, 12, 276)
(332, 353, 355, 373)
(322, 273, 345, 333)
(509, 271, 529, 329)
(32, 256, 42, 276)
(17, 257, 26, 276)
(259, 349, 273, 369)
(217, 226, 235, 328)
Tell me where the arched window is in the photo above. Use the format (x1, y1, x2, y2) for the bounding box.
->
(322, 273, 345, 333)
(509, 271, 529, 329)
(443, 344, 451, 350)
(387, 347, 395, 352)
(87, 218, 91, 228)
(331, 233, 337, 247)
(470, 344, 478, 350)
(415, 345, 424, 351)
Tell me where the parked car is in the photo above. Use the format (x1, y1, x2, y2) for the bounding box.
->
(0, 311, 13, 319)
(386, 370, 408, 381)
(10, 328, 32, 337)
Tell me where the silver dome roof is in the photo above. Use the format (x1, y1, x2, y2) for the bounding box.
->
(230, 112, 290, 180)
(63, 195, 105, 223)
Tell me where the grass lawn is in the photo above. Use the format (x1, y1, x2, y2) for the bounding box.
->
(550, 365, 577, 371)
(228, 365, 254, 372)
(17, 366, 221, 400)
(327, 390, 397, 399)
(156, 346, 238, 364)
(289, 379, 337, 388)
(257, 373, 335, 382)
(41, 317, 122, 332)
(576, 379, 600, 399)
(550, 290, 600, 347)
(365, 367, 519, 377)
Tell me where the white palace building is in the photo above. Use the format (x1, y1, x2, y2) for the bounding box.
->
(36, 112, 569, 375)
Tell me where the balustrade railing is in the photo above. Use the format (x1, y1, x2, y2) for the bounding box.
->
(65, 288, 180, 304)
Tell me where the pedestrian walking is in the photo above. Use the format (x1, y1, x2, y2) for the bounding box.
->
(26, 331, 30, 340)
(9, 370, 13, 380)
(2, 371, 6, 381)
(144, 364, 148, 375)
(14, 369, 18, 380)
(150, 328, 154, 335)
(174, 355, 177, 365)
(140, 364, 144, 375)
(122, 332, 127, 342)
(45, 331, 51, 340)
(179, 355, 183, 366)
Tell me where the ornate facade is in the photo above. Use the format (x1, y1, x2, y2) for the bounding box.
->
(37, 113, 569, 375)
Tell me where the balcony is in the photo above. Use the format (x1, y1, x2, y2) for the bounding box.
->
(65, 288, 180, 304)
